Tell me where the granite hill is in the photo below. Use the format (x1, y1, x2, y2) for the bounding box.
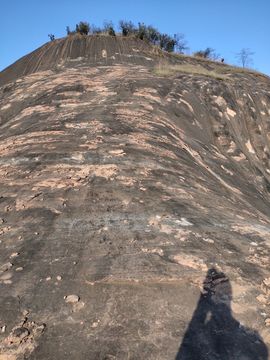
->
(0, 35, 270, 359)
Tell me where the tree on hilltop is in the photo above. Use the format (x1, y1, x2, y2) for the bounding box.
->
(64, 19, 188, 55)
(103, 21, 116, 36)
(76, 21, 90, 35)
(174, 33, 188, 54)
(146, 25, 160, 45)
(119, 20, 136, 36)
(159, 33, 177, 52)
(236, 48, 254, 68)
(48, 34, 55, 41)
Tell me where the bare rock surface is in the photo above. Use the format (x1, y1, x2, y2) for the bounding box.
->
(0, 35, 270, 359)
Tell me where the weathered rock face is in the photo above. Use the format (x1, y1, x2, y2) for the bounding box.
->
(0, 35, 270, 359)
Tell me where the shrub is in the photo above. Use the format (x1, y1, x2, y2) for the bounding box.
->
(159, 33, 176, 52)
(91, 25, 103, 34)
(136, 22, 147, 40)
(76, 21, 90, 35)
(193, 47, 219, 60)
(66, 26, 76, 35)
(103, 21, 116, 36)
(146, 26, 160, 45)
(48, 34, 55, 41)
(119, 20, 136, 36)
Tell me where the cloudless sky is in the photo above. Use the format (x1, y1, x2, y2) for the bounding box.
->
(1, 0, 269, 75)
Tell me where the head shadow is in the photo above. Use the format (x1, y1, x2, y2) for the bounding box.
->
(176, 267, 268, 360)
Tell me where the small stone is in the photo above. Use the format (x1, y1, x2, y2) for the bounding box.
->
(265, 318, 270, 327)
(3, 280, 12, 284)
(0, 262, 13, 273)
(56, 275, 62, 281)
(203, 238, 215, 244)
(18, 236, 22, 240)
(34, 323, 46, 336)
(0, 272, 13, 281)
(34, 232, 39, 235)
(1, 325, 6, 333)
(0, 218, 4, 224)
(22, 310, 29, 316)
(91, 320, 100, 328)
(15, 267, 23, 272)
(64, 294, 80, 303)
(46, 276, 51, 281)
(10, 252, 19, 258)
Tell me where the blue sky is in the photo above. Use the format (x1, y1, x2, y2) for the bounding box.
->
(1, 0, 269, 75)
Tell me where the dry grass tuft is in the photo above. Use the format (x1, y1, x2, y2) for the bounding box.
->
(154, 62, 229, 81)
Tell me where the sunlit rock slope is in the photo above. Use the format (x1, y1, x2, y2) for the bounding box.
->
(1, 34, 270, 359)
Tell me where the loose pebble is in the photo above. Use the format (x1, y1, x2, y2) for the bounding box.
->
(91, 320, 100, 328)
(203, 238, 215, 244)
(46, 276, 52, 281)
(3, 280, 12, 284)
(0, 272, 13, 280)
(10, 252, 19, 258)
(0, 262, 13, 272)
(56, 275, 62, 281)
(265, 318, 270, 327)
(1, 325, 6, 333)
(15, 267, 23, 272)
(64, 294, 80, 303)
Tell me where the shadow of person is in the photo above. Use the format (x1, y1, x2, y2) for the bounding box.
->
(176, 268, 268, 360)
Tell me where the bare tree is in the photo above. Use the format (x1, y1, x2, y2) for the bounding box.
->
(103, 21, 116, 36)
(174, 33, 189, 54)
(236, 48, 254, 68)
(48, 34, 55, 41)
